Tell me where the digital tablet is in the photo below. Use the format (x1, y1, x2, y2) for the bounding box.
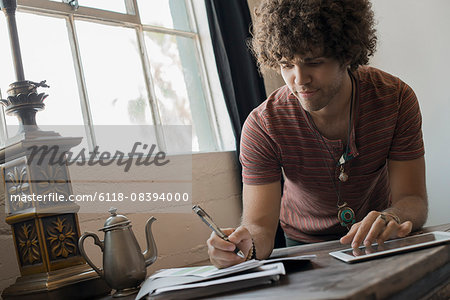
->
(329, 231, 450, 263)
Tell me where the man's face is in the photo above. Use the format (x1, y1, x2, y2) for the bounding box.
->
(279, 54, 348, 113)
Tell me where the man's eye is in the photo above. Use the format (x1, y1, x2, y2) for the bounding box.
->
(281, 64, 294, 69)
(307, 61, 323, 66)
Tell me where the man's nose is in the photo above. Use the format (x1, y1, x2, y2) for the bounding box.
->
(294, 65, 311, 86)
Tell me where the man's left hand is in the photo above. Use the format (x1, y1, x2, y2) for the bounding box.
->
(340, 211, 413, 249)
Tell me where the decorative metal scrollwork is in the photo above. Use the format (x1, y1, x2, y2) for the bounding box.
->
(7, 165, 32, 212)
(46, 217, 77, 258)
(17, 222, 41, 265)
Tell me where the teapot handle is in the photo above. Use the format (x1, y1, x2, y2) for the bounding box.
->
(78, 232, 104, 278)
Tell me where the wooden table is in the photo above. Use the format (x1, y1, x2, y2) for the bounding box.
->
(98, 223, 450, 300)
(209, 223, 450, 300)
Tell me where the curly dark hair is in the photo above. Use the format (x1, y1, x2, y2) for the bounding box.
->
(250, 0, 377, 71)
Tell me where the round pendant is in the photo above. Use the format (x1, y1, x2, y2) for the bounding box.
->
(338, 171, 348, 182)
(338, 205, 355, 228)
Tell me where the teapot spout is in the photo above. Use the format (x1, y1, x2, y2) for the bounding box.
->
(143, 216, 158, 267)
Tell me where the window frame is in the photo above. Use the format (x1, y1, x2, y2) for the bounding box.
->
(0, 0, 231, 152)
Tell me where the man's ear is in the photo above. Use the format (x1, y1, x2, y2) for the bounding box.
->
(345, 58, 354, 70)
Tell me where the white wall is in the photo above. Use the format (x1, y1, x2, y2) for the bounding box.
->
(370, 0, 450, 225)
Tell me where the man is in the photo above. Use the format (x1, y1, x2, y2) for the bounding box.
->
(208, 0, 428, 268)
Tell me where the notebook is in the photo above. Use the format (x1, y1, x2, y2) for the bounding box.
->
(136, 254, 315, 300)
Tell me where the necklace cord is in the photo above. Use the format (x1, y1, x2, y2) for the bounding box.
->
(308, 71, 354, 207)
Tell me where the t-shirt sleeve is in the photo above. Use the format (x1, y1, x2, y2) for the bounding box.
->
(239, 109, 282, 184)
(388, 81, 425, 160)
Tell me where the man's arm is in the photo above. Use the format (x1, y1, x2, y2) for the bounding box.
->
(207, 181, 281, 268)
(341, 157, 428, 248)
(241, 181, 282, 259)
(385, 157, 428, 229)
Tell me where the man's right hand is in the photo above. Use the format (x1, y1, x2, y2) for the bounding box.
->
(207, 226, 253, 268)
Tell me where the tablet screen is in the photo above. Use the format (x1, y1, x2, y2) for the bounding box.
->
(329, 231, 450, 263)
(342, 233, 437, 257)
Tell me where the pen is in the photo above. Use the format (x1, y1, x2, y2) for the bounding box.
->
(192, 205, 245, 259)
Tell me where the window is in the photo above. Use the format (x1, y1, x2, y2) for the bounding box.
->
(0, 0, 234, 153)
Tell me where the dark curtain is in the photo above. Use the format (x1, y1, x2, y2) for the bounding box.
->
(205, 0, 286, 249)
(204, 0, 266, 150)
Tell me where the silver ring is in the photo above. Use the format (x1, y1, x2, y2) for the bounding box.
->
(378, 213, 388, 225)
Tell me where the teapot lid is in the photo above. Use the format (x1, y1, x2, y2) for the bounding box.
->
(100, 207, 131, 231)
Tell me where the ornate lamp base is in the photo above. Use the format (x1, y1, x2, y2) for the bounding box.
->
(0, 125, 111, 299)
(1, 263, 111, 300)
(0, 1, 111, 298)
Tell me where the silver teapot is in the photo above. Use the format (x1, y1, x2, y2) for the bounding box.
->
(78, 208, 157, 297)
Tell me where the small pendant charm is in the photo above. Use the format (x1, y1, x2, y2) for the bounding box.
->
(337, 203, 356, 229)
(338, 165, 348, 182)
(339, 171, 348, 182)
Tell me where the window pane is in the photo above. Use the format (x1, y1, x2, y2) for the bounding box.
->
(137, 0, 192, 32)
(78, 0, 126, 13)
(50, 0, 127, 13)
(0, 15, 17, 135)
(144, 32, 216, 152)
(7, 13, 84, 128)
(0, 17, 15, 91)
(75, 20, 155, 150)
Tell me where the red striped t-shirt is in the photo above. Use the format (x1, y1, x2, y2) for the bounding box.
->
(240, 66, 424, 243)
